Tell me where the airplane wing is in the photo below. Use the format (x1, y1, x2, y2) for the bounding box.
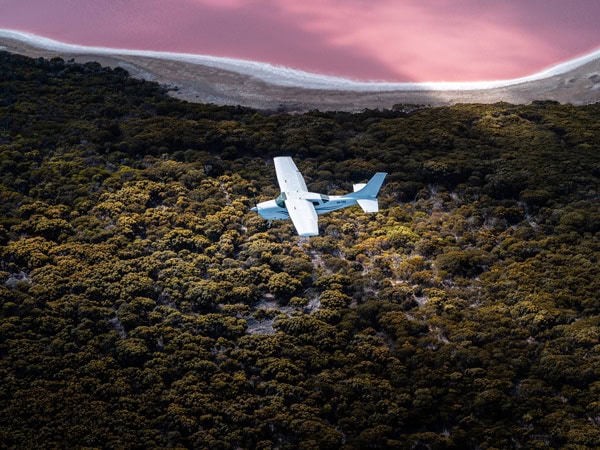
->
(274, 157, 308, 193)
(285, 198, 319, 236)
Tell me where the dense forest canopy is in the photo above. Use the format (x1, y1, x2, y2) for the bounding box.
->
(1, 51, 599, 449)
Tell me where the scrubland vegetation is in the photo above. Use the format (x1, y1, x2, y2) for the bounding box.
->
(1, 51, 599, 448)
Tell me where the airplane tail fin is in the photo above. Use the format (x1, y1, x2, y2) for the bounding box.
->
(347, 172, 387, 213)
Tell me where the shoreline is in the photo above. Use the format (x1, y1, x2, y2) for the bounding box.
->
(1, 29, 600, 112)
(2, 29, 600, 90)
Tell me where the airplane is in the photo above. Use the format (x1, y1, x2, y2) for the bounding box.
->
(251, 156, 387, 236)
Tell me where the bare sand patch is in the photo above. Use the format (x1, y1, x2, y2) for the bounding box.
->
(2, 36, 599, 113)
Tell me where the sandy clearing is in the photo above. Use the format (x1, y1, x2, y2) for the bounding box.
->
(1, 33, 599, 113)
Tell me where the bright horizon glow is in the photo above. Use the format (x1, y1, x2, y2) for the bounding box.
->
(0, 0, 599, 83)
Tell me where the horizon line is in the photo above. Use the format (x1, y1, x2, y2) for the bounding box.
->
(1, 28, 600, 92)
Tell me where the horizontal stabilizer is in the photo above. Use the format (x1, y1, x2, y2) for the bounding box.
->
(357, 199, 379, 213)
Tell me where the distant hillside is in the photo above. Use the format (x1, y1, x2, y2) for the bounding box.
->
(1, 51, 599, 449)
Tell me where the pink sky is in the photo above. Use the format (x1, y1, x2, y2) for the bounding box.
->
(1, 0, 599, 82)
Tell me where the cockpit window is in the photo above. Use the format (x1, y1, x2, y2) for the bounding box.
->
(320, 194, 329, 203)
(275, 192, 287, 208)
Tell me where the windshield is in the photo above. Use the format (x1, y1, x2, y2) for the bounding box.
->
(275, 192, 287, 208)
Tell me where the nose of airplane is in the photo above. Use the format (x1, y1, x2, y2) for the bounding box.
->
(250, 206, 258, 212)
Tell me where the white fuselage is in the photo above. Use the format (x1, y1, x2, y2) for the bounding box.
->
(254, 192, 357, 220)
